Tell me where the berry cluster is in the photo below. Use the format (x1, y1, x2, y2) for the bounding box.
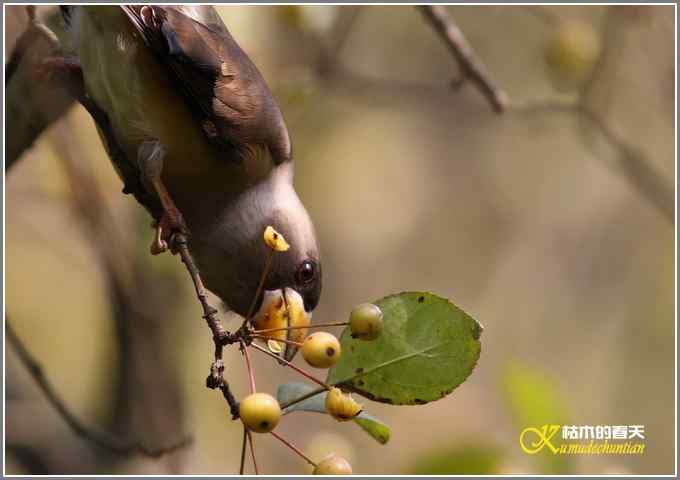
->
(233, 227, 385, 475)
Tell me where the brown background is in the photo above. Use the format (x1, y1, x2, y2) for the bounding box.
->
(5, 5, 675, 475)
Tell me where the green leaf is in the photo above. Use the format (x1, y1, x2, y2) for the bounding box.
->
(277, 382, 390, 444)
(327, 292, 482, 405)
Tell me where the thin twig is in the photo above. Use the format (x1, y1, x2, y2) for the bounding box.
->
(239, 426, 247, 475)
(246, 430, 259, 475)
(239, 249, 274, 333)
(241, 340, 257, 394)
(172, 233, 247, 425)
(6, 320, 192, 457)
(317, 5, 362, 76)
(219, 382, 240, 420)
(509, 99, 674, 224)
(253, 321, 349, 335)
(270, 430, 317, 467)
(173, 233, 229, 345)
(417, 5, 508, 113)
(249, 343, 331, 390)
(251, 336, 303, 347)
(508, 7, 674, 224)
(580, 107, 675, 223)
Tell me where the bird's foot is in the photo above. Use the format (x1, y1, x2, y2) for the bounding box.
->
(139, 140, 190, 255)
(149, 220, 168, 255)
(150, 209, 189, 256)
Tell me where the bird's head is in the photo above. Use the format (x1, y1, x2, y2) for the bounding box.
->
(190, 162, 321, 360)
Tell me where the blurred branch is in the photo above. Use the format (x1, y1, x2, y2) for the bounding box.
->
(580, 108, 675, 223)
(5, 6, 75, 170)
(6, 6, 192, 472)
(48, 118, 193, 470)
(316, 6, 362, 76)
(6, 319, 190, 458)
(511, 100, 674, 223)
(417, 5, 508, 113)
(510, 6, 674, 224)
(10, 6, 242, 446)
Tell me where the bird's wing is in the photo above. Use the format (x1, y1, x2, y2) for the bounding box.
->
(121, 5, 291, 164)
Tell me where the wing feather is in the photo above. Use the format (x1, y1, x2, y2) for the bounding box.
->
(120, 5, 291, 163)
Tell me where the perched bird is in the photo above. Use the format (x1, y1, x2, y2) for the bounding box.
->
(58, 5, 321, 359)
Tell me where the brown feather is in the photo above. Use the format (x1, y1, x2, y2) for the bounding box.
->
(120, 5, 291, 164)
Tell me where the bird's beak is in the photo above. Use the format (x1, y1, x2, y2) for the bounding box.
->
(251, 288, 311, 361)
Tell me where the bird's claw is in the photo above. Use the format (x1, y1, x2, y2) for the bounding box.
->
(149, 209, 190, 255)
(149, 220, 168, 255)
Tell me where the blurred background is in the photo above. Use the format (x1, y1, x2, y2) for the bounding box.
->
(5, 4, 675, 475)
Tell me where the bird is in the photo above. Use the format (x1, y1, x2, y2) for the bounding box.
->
(55, 5, 321, 360)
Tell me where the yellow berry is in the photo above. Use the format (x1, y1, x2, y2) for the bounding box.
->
(545, 20, 601, 89)
(325, 387, 362, 422)
(313, 454, 353, 475)
(349, 303, 383, 341)
(263, 225, 290, 252)
(302, 332, 341, 368)
(239, 393, 281, 433)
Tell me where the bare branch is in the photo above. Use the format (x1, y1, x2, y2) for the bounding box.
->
(317, 6, 362, 76)
(508, 5, 674, 224)
(417, 5, 508, 113)
(173, 234, 229, 344)
(6, 320, 191, 458)
(579, 107, 675, 223)
(46, 117, 192, 466)
(6, 9, 193, 468)
(510, 99, 674, 223)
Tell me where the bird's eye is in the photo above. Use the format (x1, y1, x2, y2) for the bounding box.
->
(296, 260, 317, 285)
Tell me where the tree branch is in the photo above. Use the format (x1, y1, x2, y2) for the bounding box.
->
(316, 6, 362, 76)
(6, 8, 192, 471)
(417, 5, 509, 113)
(509, 98, 674, 223)
(5, 320, 191, 458)
(508, 5, 674, 224)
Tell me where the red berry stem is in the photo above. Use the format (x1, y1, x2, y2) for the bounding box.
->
(240, 249, 275, 332)
(241, 340, 257, 394)
(247, 429, 259, 474)
(239, 426, 247, 475)
(249, 343, 331, 390)
(252, 321, 349, 335)
(251, 335, 303, 347)
(270, 430, 317, 467)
